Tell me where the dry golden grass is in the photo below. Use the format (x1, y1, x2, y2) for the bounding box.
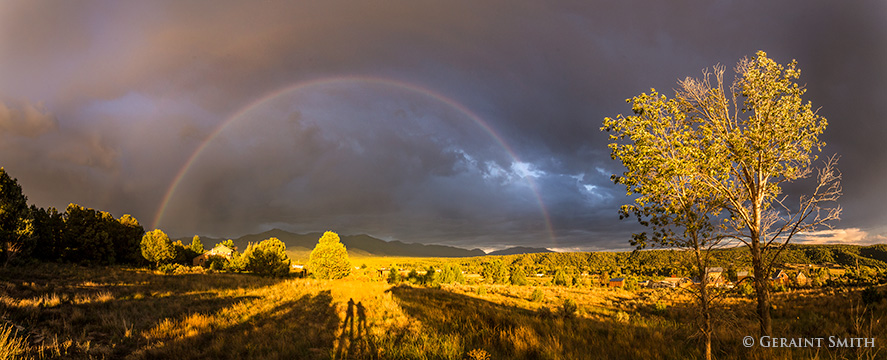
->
(1, 262, 885, 359)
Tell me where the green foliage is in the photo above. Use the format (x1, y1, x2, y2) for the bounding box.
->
(190, 235, 204, 254)
(59, 204, 144, 265)
(28, 205, 64, 262)
(603, 51, 839, 337)
(623, 278, 638, 291)
(0, 167, 32, 267)
(422, 266, 439, 286)
(407, 269, 420, 284)
(308, 231, 351, 279)
(553, 269, 568, 286)
(559, 298, 578, 319)
(438, 263, 464, 284)
(509, 265, 528, 286)
(530, 288, 544, 302)
(481, 259, 508, 284)
(205, 255, 228, 271)
(242, 237, 291, 277)
(0, 322, 30, 359)
(141, 229, 175, 267)
(387, 268, 400, 284)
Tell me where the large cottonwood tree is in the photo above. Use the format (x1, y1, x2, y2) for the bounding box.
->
(604, 51, 841, 337)
(603, 85, 729, 360)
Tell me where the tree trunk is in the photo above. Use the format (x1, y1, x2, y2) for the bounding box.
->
(695, 247, 713, 360)
(702, 285, 712, 360)
(750, 237, 772, 337)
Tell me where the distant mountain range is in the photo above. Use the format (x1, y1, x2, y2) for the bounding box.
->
(177, 229, 553, 258)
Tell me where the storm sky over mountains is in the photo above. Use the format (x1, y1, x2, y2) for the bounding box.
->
(1, 1, 885, 251)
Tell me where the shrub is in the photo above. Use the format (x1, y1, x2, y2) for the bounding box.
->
(615, 310, 630, 323)
(423, 266, 439, 286)
(242, 237, 291, 277)
(530, 288, 544, 302)
(158, 263, 180, 274)
(307, 231, 351, 279)
(476, 286, 488, 295)
(439, 264, 464, 284)
(559, 298, 578, 319)
(466, 348, 491, 360)
(387, 268, 400, 284)
(481, 260, 508, 284)
(407, 269, 420, 284)
(509, 266, 528, 286)
(553, 269, 568, 286)
(205, 255, 228, 271)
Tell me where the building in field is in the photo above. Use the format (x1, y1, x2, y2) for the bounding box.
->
(193, 244, 236, 266)
(771, 269, 790, 285)
(608, 277, 625, 287)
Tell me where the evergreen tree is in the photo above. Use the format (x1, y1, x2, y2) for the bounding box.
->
(243, 237, 291, 277)
(29, 206, 64, 262)
(0, 168, 32, 267)
(141, 229, 175, 267)
(114, 214, 145, 264)
(190, 235, 204, 254)
(509, 265, 528, 286)
(307, 231, 351, 279)
(482, 259, 509, 284)
(553, 269, 568, 286)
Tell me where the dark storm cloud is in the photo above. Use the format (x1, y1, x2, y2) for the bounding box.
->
(1, 0, 884, 250)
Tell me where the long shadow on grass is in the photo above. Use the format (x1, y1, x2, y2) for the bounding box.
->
(134, 290, 339, 360)
(0, 266, 291, 359)
(389, 285, 698, 360)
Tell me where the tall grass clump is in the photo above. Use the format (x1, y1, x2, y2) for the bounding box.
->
(0, 323, 30, 360)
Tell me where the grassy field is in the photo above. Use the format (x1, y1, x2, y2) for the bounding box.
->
(1, 262, 885, 359)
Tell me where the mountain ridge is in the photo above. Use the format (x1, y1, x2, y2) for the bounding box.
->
(176, 229, 553, 257)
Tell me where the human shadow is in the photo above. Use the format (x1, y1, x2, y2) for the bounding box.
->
(334, 298, 376, 359)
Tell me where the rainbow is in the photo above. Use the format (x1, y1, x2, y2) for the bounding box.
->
(152, 76, 555, 243)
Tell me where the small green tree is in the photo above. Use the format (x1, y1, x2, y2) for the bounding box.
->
(387, 268, 400, 284)
(553, 269, 568, 286)
(482, 259, 508, 284)
(509, 265, 528, 286)
(115, 214, 145, 264)
(141, 229, 175, 267)
(308, 231, 351, 279)
(439, 263, 464, 284)
(530, 288, 544, 302)
(423, 266, 439, 286)
(243, 237, 291, 277)
(190, 235, 204, 254)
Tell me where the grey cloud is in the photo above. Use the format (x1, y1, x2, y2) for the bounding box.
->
(1, 1, 884, 249)
(0, 101, 58, 138)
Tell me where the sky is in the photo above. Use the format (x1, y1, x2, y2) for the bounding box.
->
(1, 1, 885, 251)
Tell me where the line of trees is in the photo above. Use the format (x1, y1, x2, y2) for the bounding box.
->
(0, 167, 146, 267)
